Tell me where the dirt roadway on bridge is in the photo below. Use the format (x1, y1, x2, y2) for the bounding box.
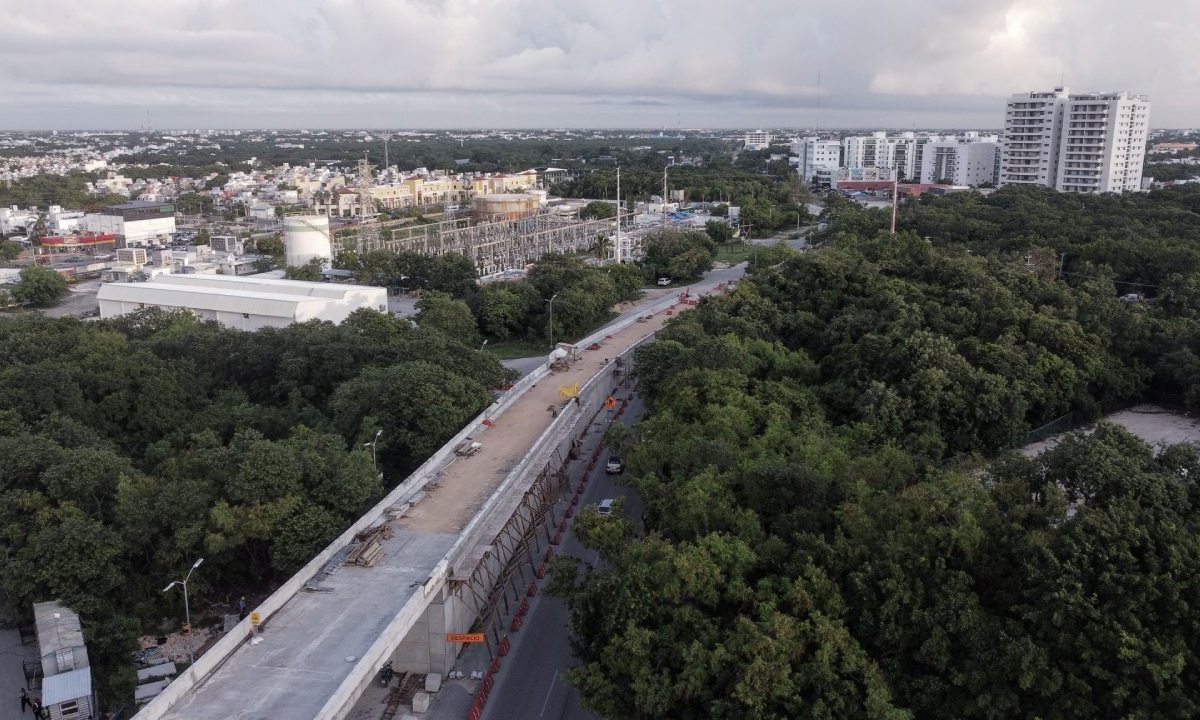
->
(400, 301, 689, 534)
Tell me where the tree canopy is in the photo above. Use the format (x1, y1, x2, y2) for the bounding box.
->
(0, 308, 513, 703)
(553, 185, 1200, 719)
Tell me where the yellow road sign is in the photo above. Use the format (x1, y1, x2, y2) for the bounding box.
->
(249, 611, 261, 626)
(447, 633, 485, 643)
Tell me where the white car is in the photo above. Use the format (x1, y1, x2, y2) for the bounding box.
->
(656, 277, 672, 286)
(605, 456, 624, 474)
(597, 499, 615, 517)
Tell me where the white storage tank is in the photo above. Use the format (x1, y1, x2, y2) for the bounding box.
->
(283, 215, 333, 268)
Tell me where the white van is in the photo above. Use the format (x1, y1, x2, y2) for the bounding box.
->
(597, 499, 615, 517)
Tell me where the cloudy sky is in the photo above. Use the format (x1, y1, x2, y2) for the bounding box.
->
(1, 0, 1195, 130)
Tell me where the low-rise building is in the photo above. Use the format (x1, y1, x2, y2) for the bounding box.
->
(97, 274, 388, 330)
(34, 601, 94, 720)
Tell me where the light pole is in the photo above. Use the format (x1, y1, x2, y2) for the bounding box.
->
(163, 557, 204, 665)
(546, 293, 559, 350)
(364, 429, 383, 477)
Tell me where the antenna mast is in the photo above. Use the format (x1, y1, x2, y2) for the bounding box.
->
(380, 131, 394, 175)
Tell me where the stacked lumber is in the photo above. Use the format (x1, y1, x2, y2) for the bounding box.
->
(345, 524, 394, 567)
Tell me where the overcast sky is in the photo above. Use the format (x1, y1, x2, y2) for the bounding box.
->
(1, 0, 1195, 130)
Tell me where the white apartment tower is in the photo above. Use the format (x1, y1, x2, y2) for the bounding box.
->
(790, 137, 843, 187)
(1000, 88, 1150, 193)
(919, 133, 1000, 186)
(841, 132, 936, 181)
(743, 131, 773, 150)
(1056, 91, 1150, 192)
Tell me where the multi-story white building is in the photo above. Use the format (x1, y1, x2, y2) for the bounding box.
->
(1000, 88, 1150, 193)
(1056, 91, 1150, 193)
(790, 138, 843, 187)
(919, 133, 1000, 186)
(82, 201, 177, 247)
(841, 132, 941, 181)
(743, 130, 773, 150)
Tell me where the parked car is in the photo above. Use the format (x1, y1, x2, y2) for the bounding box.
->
(605, 456, 624, 474)
(656, 277, 672, 286)
(597, 499, 615, 517)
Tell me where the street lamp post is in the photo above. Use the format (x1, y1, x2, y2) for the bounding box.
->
(163, 557, 204, 665)
(364, 429, 383, 476)
(547, 293, 559, 350)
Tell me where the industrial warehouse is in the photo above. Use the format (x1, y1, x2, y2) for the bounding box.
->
(96, 274, 387, 329)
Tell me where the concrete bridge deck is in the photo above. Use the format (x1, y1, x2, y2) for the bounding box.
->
(140, 267, 744, 720)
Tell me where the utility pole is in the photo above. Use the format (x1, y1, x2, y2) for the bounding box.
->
(163, 558, 205, 666)
(364, 428, 383, 477)
(615, 167, 622, 263)
(1058, 252, 1066, 280)
(661, 167, 668, 230)
(547, 293, 559, 350)
(890, 176, 898, 236)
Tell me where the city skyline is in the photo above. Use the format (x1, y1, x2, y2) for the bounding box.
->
(0, 0, 1194, 130)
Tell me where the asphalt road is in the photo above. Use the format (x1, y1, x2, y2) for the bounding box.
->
(500, 263, 747, 382)
(481, 393, 648, 720)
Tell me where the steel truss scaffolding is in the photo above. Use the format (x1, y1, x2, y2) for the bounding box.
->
(447, 441, 577, 654)
(335, 209, 634, 276)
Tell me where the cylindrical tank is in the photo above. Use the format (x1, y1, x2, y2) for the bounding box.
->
(283, 215, 332, 268)
(471, 194, 540, 222)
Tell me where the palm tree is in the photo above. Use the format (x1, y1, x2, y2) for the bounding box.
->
(591, 233, 613, 262)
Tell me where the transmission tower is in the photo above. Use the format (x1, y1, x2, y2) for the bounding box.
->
(355, 154, 382, 254)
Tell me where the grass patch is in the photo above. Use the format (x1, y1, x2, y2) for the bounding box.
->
(482, 312, 622, 360)
(483, 339, 549, 360)
(714, 243, 755, 265)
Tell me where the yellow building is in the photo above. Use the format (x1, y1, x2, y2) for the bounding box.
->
(470, 171, 538, 195)
(370, 184, 416, 209)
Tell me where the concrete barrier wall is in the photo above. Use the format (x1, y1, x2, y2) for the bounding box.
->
(135, 363, 550, 720)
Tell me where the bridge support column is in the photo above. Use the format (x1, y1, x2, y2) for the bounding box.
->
(390, 585, 474, 676)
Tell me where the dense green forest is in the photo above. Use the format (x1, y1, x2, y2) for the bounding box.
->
(0, 309, 513, 703)
(0, 173, 128, 211)
(553, 186, 1200, 719)
(113, 136, 732, 176)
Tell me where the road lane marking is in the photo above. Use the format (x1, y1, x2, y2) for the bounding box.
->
(539, 670, 560, 717)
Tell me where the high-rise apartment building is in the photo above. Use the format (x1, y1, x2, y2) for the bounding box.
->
(743, 130, 773, 150)
(919, 133, 1000, 186)
(1000, 88, 1150, 193)
(790, 137, 843, 187)
(841, 132, 943, 181)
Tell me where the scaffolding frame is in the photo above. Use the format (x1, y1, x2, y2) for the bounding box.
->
(448, 445, 573, 654)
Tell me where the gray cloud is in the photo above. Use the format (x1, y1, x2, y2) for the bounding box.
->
(0, 0, 1193, 129)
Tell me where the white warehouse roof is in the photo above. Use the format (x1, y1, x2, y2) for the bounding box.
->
(97, 274, 387, 330)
